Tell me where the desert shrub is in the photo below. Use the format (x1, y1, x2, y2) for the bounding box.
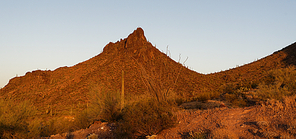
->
(195, 92, 212, 102)
(27, 118, 43, 138)
(0, 99, 83, 138)
(219, 83, 247, 107)
(220, 83, 238, 94)
(223, 90, 248, 107)
(73, 109, 91, 129)
(186, 131, 208, 139)
(257, 66, 296, 101)
(88, 89, 122, 122)
(115, 99, 177, 138)
(0, 99, 41, 138)
(185, 90, 220, 104)
(40, 117, 76, 137)
(256, 84, 291, 101)
(86, 133, 99, 139)
(39, 119, 56, 137)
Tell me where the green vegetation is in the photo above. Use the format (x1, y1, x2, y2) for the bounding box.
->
(87, 89, 122, 122)
(0, 99, 40, 139)
(219, 66, 296, 107)
(256, 66, 296, 101)
(0, 98, 94, 138)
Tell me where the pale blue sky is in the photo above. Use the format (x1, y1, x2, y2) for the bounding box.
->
(1, 1, 296, 88)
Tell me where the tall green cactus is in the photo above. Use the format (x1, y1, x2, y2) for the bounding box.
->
(121, 70, 124, 111)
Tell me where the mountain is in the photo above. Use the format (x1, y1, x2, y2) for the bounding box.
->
(0, 28, 206, 113)
(0, 27, 295, 115)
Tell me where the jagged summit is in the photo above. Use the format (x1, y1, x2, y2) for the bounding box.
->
(103, 27, 148, 54)
(126, 27, 146, 42)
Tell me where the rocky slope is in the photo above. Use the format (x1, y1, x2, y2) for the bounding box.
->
(0, 28, 206, 114)
(1, 28, 296, 114)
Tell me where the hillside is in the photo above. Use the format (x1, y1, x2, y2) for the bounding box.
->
(208, 42, 296, 90)
(0, 28, 207, 115)
(1, 28, 296, 112)
(1, 28, 296, 114)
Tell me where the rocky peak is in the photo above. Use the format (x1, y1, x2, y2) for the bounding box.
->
(103, 27, 148, 54)
(126, 27, 146, 42)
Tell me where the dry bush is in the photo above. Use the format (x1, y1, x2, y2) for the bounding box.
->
(88, 89, 122, 122)
(223, 92, 247, 107)
(0, 99, 41, 138)
(219, 83, 251, 107)
(220, 83, 238, 94)
(194, 92, 213, 102)
(257, 66, 296, 101)
(86, 85, 178, 138)
(186, 131, 208, 139)
(115, 99, 177, 138)
(256, 84, 291, 101)
(73, 109, 91, 129)
(39, 117, 76, 137)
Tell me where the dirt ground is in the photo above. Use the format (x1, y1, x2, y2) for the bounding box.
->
(158, 98, 296, 139)
(48, 97, 296, 139)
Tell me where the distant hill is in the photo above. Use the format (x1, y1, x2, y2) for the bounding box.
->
(209, 41, 296, 88)
(0, 27, 295, 115)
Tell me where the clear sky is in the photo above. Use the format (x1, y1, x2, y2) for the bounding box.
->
(1, 1, 296, 88)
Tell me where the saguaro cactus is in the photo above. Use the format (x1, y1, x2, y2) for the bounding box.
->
(121, 70, 124, 111)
